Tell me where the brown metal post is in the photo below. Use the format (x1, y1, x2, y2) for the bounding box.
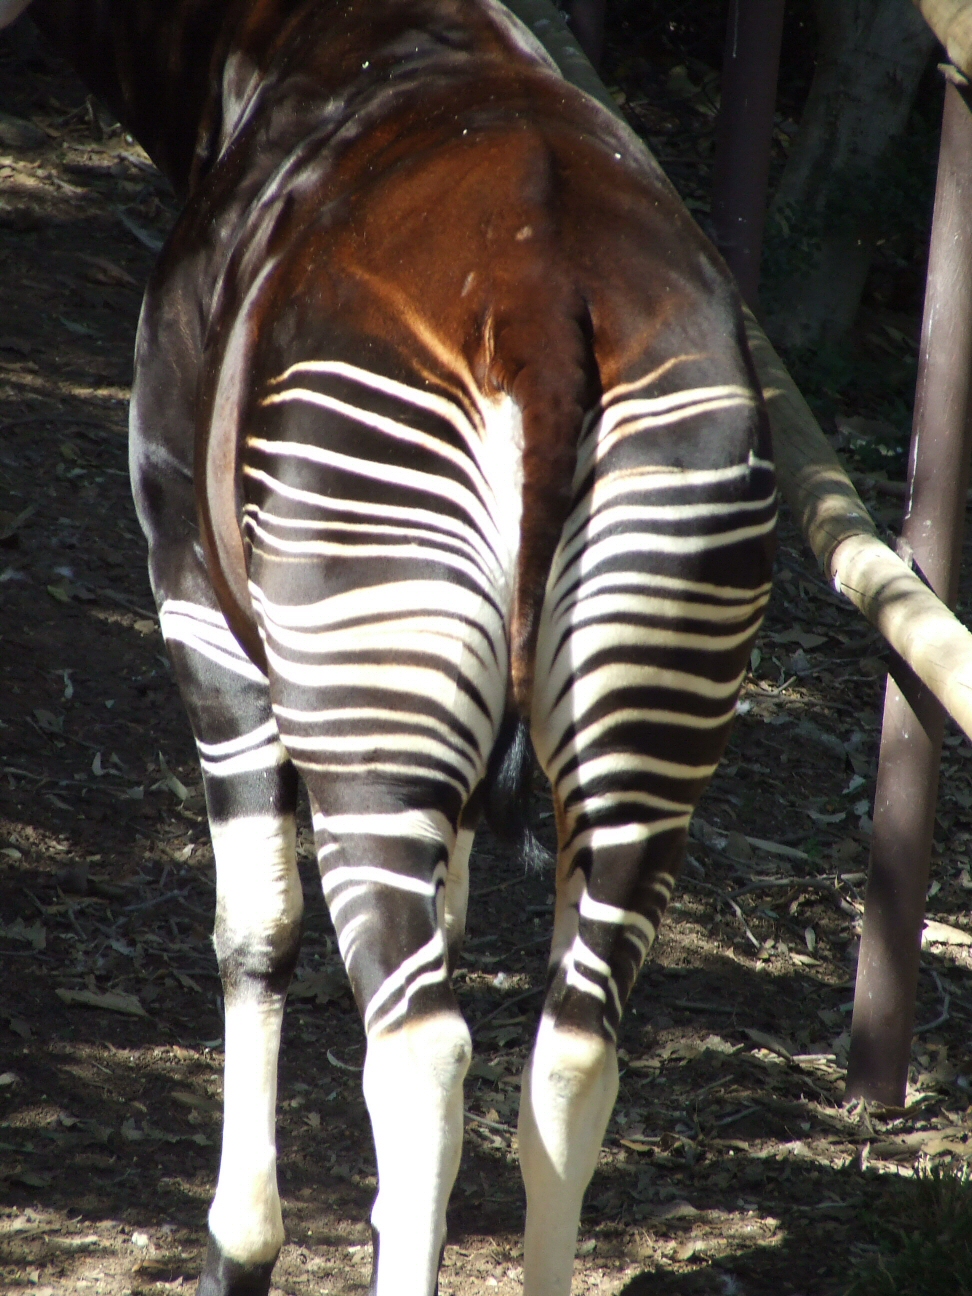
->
(566, 0, 605, 70)
(710, 0, 786, 309)
(846, 74, 972, 1106)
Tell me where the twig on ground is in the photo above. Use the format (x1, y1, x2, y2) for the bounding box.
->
(470, 877, 520, 899)
(464, 1109, 515, 1134)
(681, 877, 760, 948)
(122, 889, 189, 913)
(729, 877, 860, 918)
(471, 986, 543, 1035)
(915, 972, 951, 1033)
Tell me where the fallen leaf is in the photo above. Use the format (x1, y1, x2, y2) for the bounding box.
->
(922, 919, 972, 947)
(833, 837, 861, 863)
(745, 1028, 793, 1062)
(468, 1060, 505, 1082)
(156, 753, 188, 801)
(290, 967, 349, 1005)
(725, 831, 754, 862)
(115, 208, 163, 251)
(0, 503, 36, 543)
(32, 707, 63, 733)
(0, 112, 47, 150)
(2, 917, 46, 949)
(59, 315, 100, 338)
(690, 817, 727, 851)
(793, 720, 847, 760)
(774, 628, 828, 650)
(701, 1035, 736, 1054)
(78, 253, 138, 288)
(55, 988, 148, 1017)
(171, 1091, 221, 1115)
(10, 1169, 52, 1188)
(746, 836, 808, 861)
(652, 1200, 699, 1220)
(789, 648, 811, 675)
(327, 1048, 363, 1072)
(620, 1137, 652, 1153)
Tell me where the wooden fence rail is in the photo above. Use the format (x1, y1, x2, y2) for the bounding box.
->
(506, 0, 972, 745)
(913, 0, 972, 76)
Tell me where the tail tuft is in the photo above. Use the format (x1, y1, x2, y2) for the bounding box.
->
(483, 710, 551, 873)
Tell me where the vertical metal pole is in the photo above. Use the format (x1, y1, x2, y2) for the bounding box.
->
(846, 74, 972, 1106)
(710, 0, 786, 309)
(566, 0, 605, 70)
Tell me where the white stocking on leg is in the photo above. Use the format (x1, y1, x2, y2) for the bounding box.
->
(364, 1014, 472, 1296)
(200, 814, 302, 1296)
(518, 1017, 618, 1296)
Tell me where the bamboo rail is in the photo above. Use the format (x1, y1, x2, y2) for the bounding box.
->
(913, 0, 972, 77)
(505, 0, 972, 744)
(753, 311, 972, 741)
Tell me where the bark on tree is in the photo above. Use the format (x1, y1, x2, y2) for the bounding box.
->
(763, 0, 935, 350)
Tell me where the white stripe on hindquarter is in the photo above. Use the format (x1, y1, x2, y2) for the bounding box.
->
(159, 599, 269, 683)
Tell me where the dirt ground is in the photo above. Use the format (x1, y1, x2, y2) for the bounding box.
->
(3, 16, 972, 1296)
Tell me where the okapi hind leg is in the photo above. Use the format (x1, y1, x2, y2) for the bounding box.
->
(309, 803, 475, 1296)
(364, 1012, 472, 1295)
(517, 817, 683, 1296)
(156, 604, 302, 1296)
(200, 805, 302, 1296)
(520, 358, 776, 1294)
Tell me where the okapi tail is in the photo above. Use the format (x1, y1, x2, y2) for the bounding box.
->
(488, 285, 594, 717)
(474, 272, 593, 868)
(482, 710, 549, 872)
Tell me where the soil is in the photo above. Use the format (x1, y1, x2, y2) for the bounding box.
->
(2, 16, 972, 1296)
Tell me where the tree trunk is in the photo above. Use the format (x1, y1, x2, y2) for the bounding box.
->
(763, 0, 935, 350)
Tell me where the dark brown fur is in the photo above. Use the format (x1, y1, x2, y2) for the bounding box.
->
(32, 0, 732, 714)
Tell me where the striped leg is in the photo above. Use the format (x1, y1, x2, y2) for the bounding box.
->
(311, 803, 474, 1293)
(299, 764, 478, 1296)
(519, 375, 777, 1296)
(158, 592, 301, 1296)
(243, 357, 521, 1296)
(130, 246, 302, 1293)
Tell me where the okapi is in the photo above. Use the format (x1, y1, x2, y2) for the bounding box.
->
(0, 3, 775, 1293)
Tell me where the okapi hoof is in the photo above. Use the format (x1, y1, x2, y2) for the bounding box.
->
(197, 1234, 276, 1296)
